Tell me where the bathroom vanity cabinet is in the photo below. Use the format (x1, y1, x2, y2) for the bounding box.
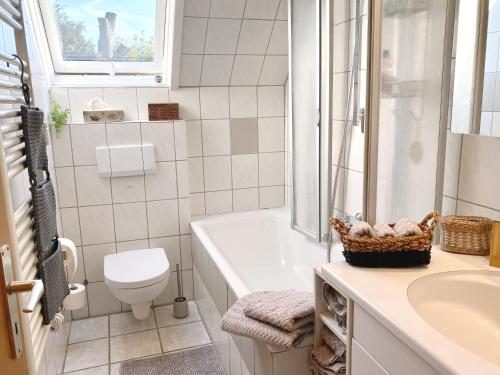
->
(314, 270, 440, 375)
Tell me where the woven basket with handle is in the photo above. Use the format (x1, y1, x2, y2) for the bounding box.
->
(440, 216, 492, 255)
(330, 212, 439, 267)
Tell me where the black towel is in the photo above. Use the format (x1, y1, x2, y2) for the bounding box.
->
(31, 179, 58, 260)
(21, 105, 47, 185)
(38, 240, 69, 324)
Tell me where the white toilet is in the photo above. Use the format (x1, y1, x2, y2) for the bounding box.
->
(104, 248, 170, 320)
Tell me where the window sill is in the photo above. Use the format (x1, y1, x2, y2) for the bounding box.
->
(50, 74, 169, 88)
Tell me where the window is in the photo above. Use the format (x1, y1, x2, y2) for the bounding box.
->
(39, 0, 167, 74)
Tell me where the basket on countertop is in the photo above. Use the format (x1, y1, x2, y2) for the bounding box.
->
(330, 212, 439, 268)
(440, 216, 492, 256)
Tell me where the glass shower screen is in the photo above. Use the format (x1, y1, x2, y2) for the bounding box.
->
(290, 0, 321, 239)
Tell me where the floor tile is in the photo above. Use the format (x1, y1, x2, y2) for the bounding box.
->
(64, 338, 109, 373)
(110, 329, 162, 363)
(159, 321, 211, 352)
(64, 365, 108, 375)
(69, 316, 109, 344)
(110, 310, 156, 336)
(154, 301, 201, 328)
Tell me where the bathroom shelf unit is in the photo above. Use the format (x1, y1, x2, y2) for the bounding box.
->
(314, 268, 354, 374)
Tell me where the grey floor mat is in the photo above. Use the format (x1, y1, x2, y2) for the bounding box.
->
(120, 345, 226, 375)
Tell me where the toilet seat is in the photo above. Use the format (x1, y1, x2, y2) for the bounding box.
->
(104, 248, 169, 290)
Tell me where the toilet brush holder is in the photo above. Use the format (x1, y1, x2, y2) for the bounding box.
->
(173, 263, 188, 318)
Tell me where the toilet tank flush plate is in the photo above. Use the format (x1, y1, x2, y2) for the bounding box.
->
(96, 144, 156, 177)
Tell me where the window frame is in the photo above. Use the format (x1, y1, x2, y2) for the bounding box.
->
(38, 0, 168, 75)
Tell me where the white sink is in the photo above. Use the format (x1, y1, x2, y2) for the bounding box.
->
(407, 270, 500, 366)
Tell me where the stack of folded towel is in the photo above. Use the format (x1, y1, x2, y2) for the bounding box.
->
(221, 290, 314, 350)
(322, 284, 347, 332)
(311, 327, 347, 375)
(348, 218, 422, 238)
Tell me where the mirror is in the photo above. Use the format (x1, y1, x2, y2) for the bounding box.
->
(450, 0, 500, 137)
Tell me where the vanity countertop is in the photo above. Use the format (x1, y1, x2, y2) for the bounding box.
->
(319, 247, 500, 375)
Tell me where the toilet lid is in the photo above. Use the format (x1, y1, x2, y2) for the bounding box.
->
(104, 248, 170, 289)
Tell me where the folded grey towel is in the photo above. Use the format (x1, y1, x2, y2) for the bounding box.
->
(311, 347, 346, 375)
(221, 293, 313, 349)
(394, 218, 422, 236)
(373, 223, 396, 237)
(322, 284, 347, 330)
(321, 327, 346, 358)
(348, 222, 375, 237)
(242, 290, 314, 332)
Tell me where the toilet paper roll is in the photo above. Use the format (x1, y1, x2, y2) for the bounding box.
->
(59, 238, 77, 282)
(63, 283, 86, 311)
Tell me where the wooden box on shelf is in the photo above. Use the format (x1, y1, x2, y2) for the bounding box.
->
(148, 103, 179, 121)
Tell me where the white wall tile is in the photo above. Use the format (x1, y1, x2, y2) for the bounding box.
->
(188, 157, 205, 193)
(103, 88, 138, 121)
(457, 200, 500, 221)
(200, 87, 229, 119)
(190, 193, 206, 216)
(186, 120, 203, 157)
(276, 0, 288, 20)
(179, 54, 203, 87)
(201, 55, 234, 86)
(68, 88, 103, 123)
(51, 125, 73, 167)
(136, 88, 170, 120)
(55, 167, 77, 208)
(145, 161, 178, 200)
(258, 117, 284, 152)
(259, 186, 284, 208)
(114, 202, 148, 242)
(229, 87, 257, 118)
(116, 239, 149, 252)
(259, 55, 288, 85)
(75, 166, 112, 206)
(233, 188, 259, 211)
(259, 152, 284, 186)
(174, 121, 188, 160)
(79, 205, 115, 245)
(205, 18, 241, 54)
(176, 160, 190, 198)
(179, 198, 192, 234)
(87, 282, 121, 316)
(258, 86, 284, 117)
(70, 124, 107, 165)
(180, 234, 192, 270)
(206, 191, 233, 214)
(181, 17, 208, 54)
(492, 112, 500, 137)
(60, 207, 82, 246)
(443, 131, 462, 198)
(141, 122, 176, 161)
(204, 156, 232, 191)
(237, 20, 274, 54)
(147, 200, 180, 237)
(245, 0, 280, 19)
(230, 55, 264, 86)
(232, 154, 258, 188)
(210, 0, 246, 18)
(106, 123, 141, 145)
(202, 119, 231, 155)
(267, 21, 288, 55)
(111, 175, 145, 203)
(83, 243, 116, 282)
(184, 0, 210, 17)
(170, 88, 201, 120)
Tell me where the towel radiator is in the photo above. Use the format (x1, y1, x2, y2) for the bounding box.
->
(0, 1, 50, 374)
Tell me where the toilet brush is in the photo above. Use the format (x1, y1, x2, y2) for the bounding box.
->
(173, 263, 188, 318)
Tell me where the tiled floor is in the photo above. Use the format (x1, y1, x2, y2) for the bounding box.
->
(63, 302, 211, 374)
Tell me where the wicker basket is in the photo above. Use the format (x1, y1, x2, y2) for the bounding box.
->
(148, 103, 179, 121)
(330, 212, 439, 268)
(440, 216, 492, 255)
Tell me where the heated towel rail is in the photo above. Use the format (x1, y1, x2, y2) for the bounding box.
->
(0, 1, 50, 374)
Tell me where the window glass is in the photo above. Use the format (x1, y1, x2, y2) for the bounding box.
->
(53, 0, 156, 62)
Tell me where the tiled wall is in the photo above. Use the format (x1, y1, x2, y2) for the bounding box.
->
(480, 1, 500, 136)
(181, 0, 289, 215)
(49, 87, 193, 320)
(331, 0, 368, 219)
(443, 132, 500, 221)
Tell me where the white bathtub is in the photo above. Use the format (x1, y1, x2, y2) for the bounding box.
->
(191, 208, 329, 375)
